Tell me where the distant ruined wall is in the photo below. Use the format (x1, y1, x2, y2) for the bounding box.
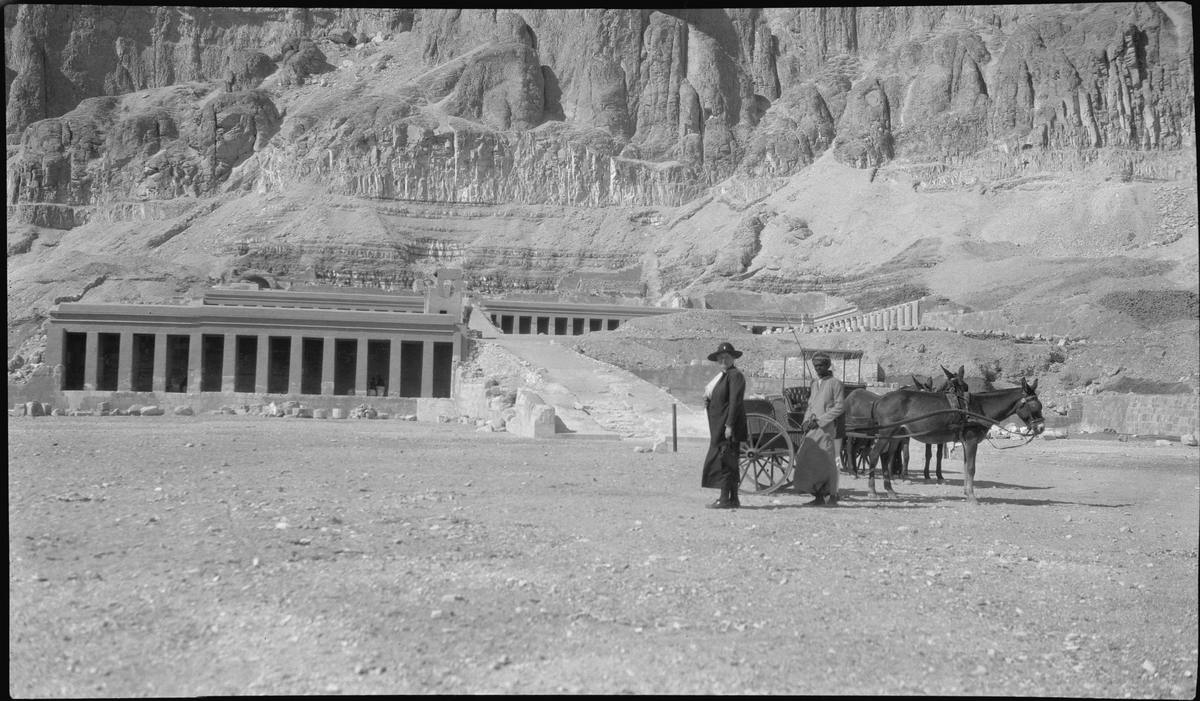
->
(1079, 393, 1200, 436)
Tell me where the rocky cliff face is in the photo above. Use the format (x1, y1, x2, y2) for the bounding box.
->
(5, 5, 1197, 361)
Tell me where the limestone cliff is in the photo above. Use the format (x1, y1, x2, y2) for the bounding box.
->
(6, 6, 1197, 366)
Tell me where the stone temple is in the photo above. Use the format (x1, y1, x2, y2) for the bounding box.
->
(43, 269, 468, 412)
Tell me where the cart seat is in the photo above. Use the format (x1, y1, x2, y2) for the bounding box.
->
(781, 386, 809, 415)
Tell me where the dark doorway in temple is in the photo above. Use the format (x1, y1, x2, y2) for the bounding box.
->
(165, 335, 190, 392)
(268, 337, 290, 394)
(334, 339, 357, 395)
(235, 336, 257, 393)
(399, 341, 423, 397)
(97, 333, 120, 391)
(63, 332, 87, 390)
(432, 342, 454, 398)
(366, 339, 390, 397)
(201, 335, 224, 392)
(301, 338, 323, 395)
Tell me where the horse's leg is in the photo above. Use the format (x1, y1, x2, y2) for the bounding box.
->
(923, 443, 933, 482)
(935, 443, 945, 484)
(881, 437, 897, 497)
(865, 437, 887, 499)
(961, 438, 980, 504)
(899, 438, 910, 480)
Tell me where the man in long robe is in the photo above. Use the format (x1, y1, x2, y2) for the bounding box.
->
(794, 352, 843, 505)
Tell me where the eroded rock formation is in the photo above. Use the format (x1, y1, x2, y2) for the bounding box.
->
(4, 5, 1196, 348)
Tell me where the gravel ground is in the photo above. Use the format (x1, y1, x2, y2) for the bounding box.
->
(9, 416, 1198, 696)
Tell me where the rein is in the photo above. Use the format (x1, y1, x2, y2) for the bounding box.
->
(847, 401, 1041, 449)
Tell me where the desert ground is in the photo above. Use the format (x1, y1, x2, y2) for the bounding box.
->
(9, 415, 1198, 696)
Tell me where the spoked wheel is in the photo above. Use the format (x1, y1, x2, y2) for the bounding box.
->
(738, 413, 796, 495)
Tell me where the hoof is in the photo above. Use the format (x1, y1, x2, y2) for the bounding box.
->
(936, 478, 946, 485)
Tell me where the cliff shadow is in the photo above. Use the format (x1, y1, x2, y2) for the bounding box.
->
(541, 65, 565, 122)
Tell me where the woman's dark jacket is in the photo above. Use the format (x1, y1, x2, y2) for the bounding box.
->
(700, 366, 748, 489)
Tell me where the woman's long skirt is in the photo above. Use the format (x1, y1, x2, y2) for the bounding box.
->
(701, 439, 739, 490)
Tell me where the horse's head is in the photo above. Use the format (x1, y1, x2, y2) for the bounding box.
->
(939, 365, 969, 394)
(1015, 378, 1045, 435)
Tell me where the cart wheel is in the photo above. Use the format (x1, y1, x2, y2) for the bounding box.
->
(738, 413, 796, 495)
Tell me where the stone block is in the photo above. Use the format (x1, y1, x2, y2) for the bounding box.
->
(51, 408, 67, 416)
(26, 401, 44, 417)
(296, 408, 313, 418)
(140, 406, 164, 416)
(1183, 433, 1198, 447)
(97, 401, 112, 412)
(508, 389, 556, 439)
(1155, 439, 1172, 447)
(173, 406, 194, 416)
(12, 404, 27, 417)
(332, 408, 345, 419)
(312, 408, 329, 419)
(488, 417, 507, 431)
(129, 404, 144, 415)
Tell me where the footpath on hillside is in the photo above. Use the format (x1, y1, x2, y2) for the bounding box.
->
(468, 310, 709, 442)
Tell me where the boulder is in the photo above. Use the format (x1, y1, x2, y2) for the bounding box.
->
(507, 389, 556, 439)
(12, 404, 28, 417)
(139, 405, 164, 416)
(25, 401, 44, 417)
(1182, 433, 1198, 447)
(326, 27, 355, 45)
(222, 50, 276, 92)
(173, 406, 193, 416)
(51, 408, 67, 416)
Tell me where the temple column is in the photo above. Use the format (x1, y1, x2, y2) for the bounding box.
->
(152, 333, 167, 393)
(255, 334, 269, 394)
(421, 340, 434, 397)
(388, 339, 403, 397)
(83, 331, 99, 391)
(221, 333, 237, 393)
(117, 331, 133, 392)
(355, 338, 369, 396)
(321, 337, 336, 395)
(187, 332, 203, 393)
(288, 335, 304, 395)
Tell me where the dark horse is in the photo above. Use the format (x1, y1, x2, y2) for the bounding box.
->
(905, 368, 976, 483)
(863, 372, 1045, 504)
(844, 388, 908, 478)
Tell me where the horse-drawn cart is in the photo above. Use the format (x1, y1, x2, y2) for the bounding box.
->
(738, 348, 865, 495)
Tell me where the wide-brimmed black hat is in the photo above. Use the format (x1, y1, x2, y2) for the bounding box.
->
(707, 341, 743, 362)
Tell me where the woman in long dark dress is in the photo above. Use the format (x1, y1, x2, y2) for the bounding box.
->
(700, 342, 748, 509)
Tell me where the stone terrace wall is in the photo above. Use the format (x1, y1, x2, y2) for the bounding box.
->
(1078, 393, 1200, 437)
(921, 309, 1078, 339)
